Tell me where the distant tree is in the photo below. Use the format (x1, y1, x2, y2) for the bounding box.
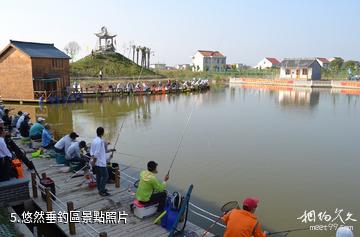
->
(329, 57, 344, 72)
(343, 60, 358, 71)
(136, 46, 140, 65)
(132, 45, 136, 62)
(64, 41, 81, 62)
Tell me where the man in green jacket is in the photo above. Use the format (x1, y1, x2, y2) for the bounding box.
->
(135, 161, 169, 212)
(29, 117, 45, 140)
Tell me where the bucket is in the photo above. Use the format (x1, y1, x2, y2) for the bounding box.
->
(11, 159, 24, 179)
(161, 208, 179, 231)
(40, 177, 56, 200)
(161, 197, 180, 231)
(55, 153, 65, 164)
(88, 180, 97, 189)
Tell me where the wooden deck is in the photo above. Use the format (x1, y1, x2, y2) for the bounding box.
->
(18, 145, 209, 237)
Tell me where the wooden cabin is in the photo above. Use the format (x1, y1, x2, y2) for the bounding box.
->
(279, 58, 321, 80)
(0, 40, 70, 102)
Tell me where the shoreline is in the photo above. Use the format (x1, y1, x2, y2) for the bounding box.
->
(229, 77, 360, 89)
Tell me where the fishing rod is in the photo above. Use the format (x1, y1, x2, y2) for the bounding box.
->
(201, 201, 239, 237)
(109, 118, 126, 161)
(166, 100, 197, 177)
(268, 227, 308, 236)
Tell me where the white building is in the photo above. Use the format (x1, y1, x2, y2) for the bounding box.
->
(175, 64, 190, 70)
(255, 57, 280, 69)
(279, 58, 321, 80)
(150, 63, 166, 70)
(316, 58, 330, 68)
(234, 63, 250, 70)
(192, 50, 226, 72)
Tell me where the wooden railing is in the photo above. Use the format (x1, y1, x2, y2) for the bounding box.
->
(31, 170, 120, 236)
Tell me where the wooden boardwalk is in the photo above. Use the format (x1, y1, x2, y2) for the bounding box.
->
(19, 147, 209, 237)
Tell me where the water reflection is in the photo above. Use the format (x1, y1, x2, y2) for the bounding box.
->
(278, 89, 320, 108)
(5, 86, 360, 237)
(230, 84, 320, 109)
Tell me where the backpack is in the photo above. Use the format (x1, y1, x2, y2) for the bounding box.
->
(170, 192, 183, 210)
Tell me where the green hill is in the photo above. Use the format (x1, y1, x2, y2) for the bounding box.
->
(70, 52, 157, 77)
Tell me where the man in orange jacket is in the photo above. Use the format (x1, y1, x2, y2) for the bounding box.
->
(222, 197, 267, 237)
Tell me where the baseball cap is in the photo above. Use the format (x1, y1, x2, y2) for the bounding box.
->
(69, 132, 79, 139)
(243, 197, 259, 209)
(23, 112, 29, 116)
(147, 161, 158, 171)
(37, 117, 45, 122)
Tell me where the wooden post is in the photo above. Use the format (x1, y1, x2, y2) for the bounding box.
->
(41, 172, 47, 179)
(31, 172, 38, 198)
(67, 201, 76, 235)
(46, 187, 52, 211)
(115, 167, 120, 188)
(99, 232, 107, 237)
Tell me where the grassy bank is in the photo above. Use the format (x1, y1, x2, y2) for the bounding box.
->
(157, 68, 278, 80)
(70, 53, 158, 78)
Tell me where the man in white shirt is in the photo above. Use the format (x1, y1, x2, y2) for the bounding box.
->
(0, 127, 12, 181)
(54, 132, 79, 156)
(0, 105, 5, 118)
(66, 141, 87, 166)
(16, 112, 29, 129)
(90, 127, 115, 196)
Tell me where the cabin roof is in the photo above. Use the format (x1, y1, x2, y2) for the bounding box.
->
(9, 40, 70, 59)
(265, 57, 280, 65)
(316, 57, 330, 63)
(198, 50, 225, 57)
(280, 58, 318, 68)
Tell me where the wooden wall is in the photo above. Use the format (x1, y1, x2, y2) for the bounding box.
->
(32, 58, 70, 93)
(0, 47, 34, 100)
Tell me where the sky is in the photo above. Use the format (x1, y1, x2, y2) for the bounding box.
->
(1, 0, 359, 66)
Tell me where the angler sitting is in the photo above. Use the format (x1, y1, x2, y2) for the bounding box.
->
(66, 141, 88, 167)
(2, 109, 12, 130)
(222, 197, 267, 237)
(41, 124, 56, 149)
(0, 127, 15, 181)
(54, 132, 79, 155)
(135, 161, 169, 212)
(19, 114, 31, 138)
(29, 117, 45, 140)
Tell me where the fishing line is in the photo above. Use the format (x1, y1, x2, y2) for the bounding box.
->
(166, 97, 198, 176)
(201, 201, 239, 237)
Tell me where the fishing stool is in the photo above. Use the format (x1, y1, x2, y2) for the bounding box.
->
(131, 199, 159, 219)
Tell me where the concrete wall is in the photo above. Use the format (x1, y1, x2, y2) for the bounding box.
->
(0, 47, 34, 100)
(0, 179, 30, 207)
(192, 52, 204, 71)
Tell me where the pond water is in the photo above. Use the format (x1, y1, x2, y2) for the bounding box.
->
(9, 84, 360, 236)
